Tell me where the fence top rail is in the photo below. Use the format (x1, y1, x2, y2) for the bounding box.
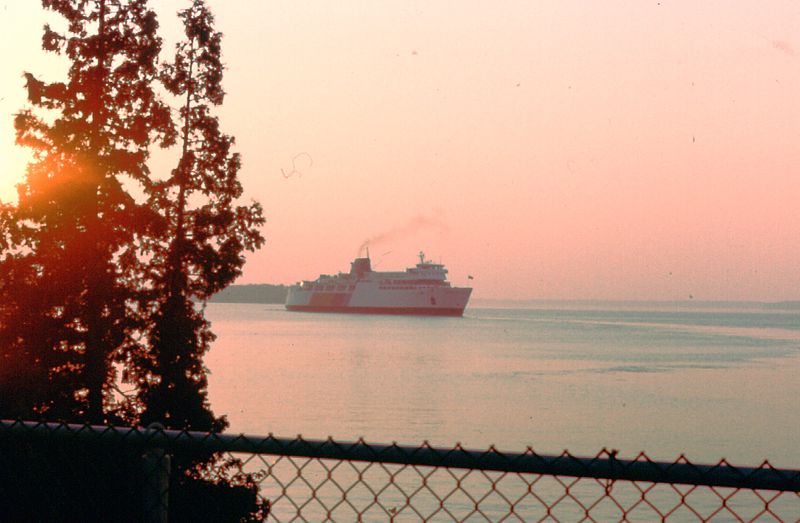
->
(2, 419, 798, 493)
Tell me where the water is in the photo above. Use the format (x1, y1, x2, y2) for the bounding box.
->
(204, 302, 800, 467)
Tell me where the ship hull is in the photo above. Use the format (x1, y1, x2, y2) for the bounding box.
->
(285, 305, 466, 316)
(285, 284, 472, 317)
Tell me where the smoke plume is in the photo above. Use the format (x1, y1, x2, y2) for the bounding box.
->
(358, 214, 448, 257)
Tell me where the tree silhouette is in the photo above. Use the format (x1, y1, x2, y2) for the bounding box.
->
(135, 0, 264, 432)
(133, 4, 267, 518)
(0, 1, 268, 519)
(0, 0, 173, 423)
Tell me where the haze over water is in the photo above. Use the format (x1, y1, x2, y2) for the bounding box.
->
(204, 302, 800, 468)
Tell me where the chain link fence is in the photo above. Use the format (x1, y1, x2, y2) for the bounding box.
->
(1, 419, 798, 521)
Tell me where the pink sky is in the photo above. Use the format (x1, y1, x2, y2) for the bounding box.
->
(1, 1, 799, 301)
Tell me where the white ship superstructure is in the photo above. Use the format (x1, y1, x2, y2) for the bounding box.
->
(285, 252, 472, 316)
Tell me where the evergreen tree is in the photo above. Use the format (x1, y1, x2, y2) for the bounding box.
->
(132, 3, 268, 518)
(137, 0, 264, 431)
(0, 0, 173, 422)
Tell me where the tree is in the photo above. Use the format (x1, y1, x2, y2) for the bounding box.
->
(0, 0, 174, 423)
(1, 1, 268, 519)
(131, 3, 267, 518)
(136, 0, 265, 431)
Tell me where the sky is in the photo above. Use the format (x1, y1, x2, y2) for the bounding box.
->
(1, 1, 799, 301)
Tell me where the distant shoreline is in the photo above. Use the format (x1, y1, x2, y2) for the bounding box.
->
(209, 284, 289, 304)
(210, 284, 800, 311)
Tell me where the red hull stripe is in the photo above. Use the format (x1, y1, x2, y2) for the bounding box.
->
(286, 305, 465, 317)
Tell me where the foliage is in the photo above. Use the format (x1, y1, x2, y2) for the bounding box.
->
(170, 451, 268, 522)
(136, 0, 264, 432)
(0, 0, 266, 519)
(0, 0, 172, 423)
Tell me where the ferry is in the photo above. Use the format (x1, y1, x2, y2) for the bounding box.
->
(285, 252, 472, 316)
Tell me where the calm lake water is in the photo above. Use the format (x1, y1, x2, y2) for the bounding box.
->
(204, 302, 800, 468)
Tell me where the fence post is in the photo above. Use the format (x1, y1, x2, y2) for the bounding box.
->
(142, 423, 170, 523)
